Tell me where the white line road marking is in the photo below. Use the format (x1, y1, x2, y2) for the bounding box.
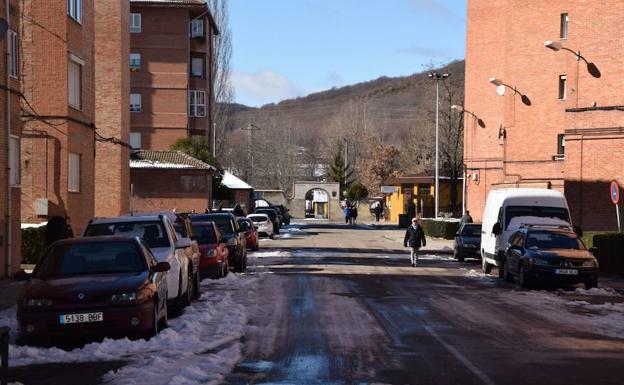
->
(424, 325, 496, 385)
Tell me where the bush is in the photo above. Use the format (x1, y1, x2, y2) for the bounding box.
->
(421, 219, 460, 240)
(592, 232, 624, 274)
(21, 226, 47, 265)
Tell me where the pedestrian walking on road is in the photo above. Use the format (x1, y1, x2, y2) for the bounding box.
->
(374, 201, 383, 222)
(460, 210, 473, 225)
(344, 206, 351, 224)
(404, 217, 426, 267)
(352, 206, 358, 225)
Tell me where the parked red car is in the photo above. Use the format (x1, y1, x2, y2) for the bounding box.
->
(15, 236, 170, 346)
(191, 221, 229, 279)
(238, 217, 259, 252)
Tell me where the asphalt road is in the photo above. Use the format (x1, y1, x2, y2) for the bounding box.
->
(223, 223, 624, 385)
(7, 222, 624, 385)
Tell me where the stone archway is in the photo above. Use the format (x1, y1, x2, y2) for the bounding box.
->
(305, 188, 330, 219)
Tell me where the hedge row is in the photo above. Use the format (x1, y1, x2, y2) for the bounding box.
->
(591, 232, 624, 274)
(420, 219, 460, 240)
(21, 226, 47, 265)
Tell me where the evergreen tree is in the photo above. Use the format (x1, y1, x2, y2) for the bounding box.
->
(327, 140, 353, 196)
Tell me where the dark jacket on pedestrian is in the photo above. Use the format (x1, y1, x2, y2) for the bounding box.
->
(404, 224, 426, 248)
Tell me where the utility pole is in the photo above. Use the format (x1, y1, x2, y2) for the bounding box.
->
(212, 122, 216, 158)
(428, 72, 450, 218)
(240, 123, 261, 180)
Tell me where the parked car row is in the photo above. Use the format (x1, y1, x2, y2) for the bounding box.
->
(454, 189, 599, 290)
(13, 206, 293, 346)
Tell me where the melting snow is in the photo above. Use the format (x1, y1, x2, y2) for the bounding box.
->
(0, 273, 259, 385)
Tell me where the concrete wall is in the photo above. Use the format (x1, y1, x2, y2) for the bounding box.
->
(290, 182, 342, 220)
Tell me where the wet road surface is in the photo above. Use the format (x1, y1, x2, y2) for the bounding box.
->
(223, 223, 624, 385)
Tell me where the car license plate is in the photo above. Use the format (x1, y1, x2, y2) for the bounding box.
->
(555, 269, 578, 275)
(59, 312, 103, 324)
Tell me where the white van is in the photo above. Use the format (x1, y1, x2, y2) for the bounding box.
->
(480, 188, 572, 275)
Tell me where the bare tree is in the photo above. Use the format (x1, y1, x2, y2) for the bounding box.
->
(208, 0, 234, 159)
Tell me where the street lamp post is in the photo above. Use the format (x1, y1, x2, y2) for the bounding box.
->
(428, 72, 449, 218)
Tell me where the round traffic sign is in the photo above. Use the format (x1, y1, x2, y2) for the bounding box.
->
(610, 181, 620, 205)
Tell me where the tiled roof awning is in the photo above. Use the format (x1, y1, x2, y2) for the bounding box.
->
(130, 150, 216, 171)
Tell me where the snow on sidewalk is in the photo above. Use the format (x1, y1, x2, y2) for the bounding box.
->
(0, 272, 259, 385)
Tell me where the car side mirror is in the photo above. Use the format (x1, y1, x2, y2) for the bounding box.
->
(175, 237, 192, 249)
(154, 262, 171, 273)
(573, 225, 583, 238)
(492, 222, 502, 236)
(14, 270, 30, 281)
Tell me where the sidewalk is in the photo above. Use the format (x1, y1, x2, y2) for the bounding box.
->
(0, 279, 23, 310)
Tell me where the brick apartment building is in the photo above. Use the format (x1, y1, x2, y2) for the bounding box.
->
(465, 0, 624, 231)
(128, 0, 218, 151)
(0, 0, 22, 277)
(21, 0, 130, 238)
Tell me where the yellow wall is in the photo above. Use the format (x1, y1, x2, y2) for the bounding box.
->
(385, 182, 463, 222)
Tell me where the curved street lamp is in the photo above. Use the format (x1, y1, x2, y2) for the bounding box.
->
(489, 78, 532, 106)
(451, 105, 486, 128)
(428, 72, 449, 218)
(544, 40, 601, 78)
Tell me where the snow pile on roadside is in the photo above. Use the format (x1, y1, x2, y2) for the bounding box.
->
(250, 250, 291, 258)
(0, 273, 258, 385)
(499, 289, 624, 339)
(419, 254, 452, 261)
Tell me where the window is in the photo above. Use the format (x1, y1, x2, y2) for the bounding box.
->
(191, 57, 204, 77)
(130, 93, 142, 112)
(558, 75, 567, 100)
(9, 135, 19, 186)
(557, 134, 565, 156)
(68, 54, 83, 109)
(67, 0, 81, 23)
(560, 13, 569, 39)
(8, 30, 18, 78)
(130, 53, 141, 71)
(68, 153, 81, 193)
(191, 19, 204, 38)
(130, 132, 141, 150)
(189, 90, 206, 117)
(130, 13, 141, 33)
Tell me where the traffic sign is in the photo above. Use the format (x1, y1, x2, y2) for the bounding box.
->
(610, 180, 620, 205)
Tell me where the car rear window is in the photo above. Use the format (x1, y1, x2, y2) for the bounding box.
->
(505, 206, 570, 228)
(249, 216, 267, 223)
(84, 221, 170, 249)
(525, 231, 584, 250)
(461, 225, 482, 236)
(35, 241, 146, 277)
(192, 215, 234, 233)
(192, 225, 217, 244)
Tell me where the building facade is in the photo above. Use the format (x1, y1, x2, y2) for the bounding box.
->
(21, 0, 97, 236)
(0, 0, 22, 277)
(129, 0, 218, 151)
(94, 0, 131, 218)
(465, 0, 624, 231)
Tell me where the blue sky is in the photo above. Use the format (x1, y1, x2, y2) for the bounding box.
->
(229, 0, 466, 107)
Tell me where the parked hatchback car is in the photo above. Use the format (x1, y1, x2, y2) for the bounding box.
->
(255, 208, 281, 234)
(503, 225, 598, 289)
(191, 213, 247, 272)
(454, 223, 482, 262)
(248, 213, 274, 239)
(83, 214, 199, 315)
(191, 221, 229, 279)
(238, 217, 259, 251)
(15, 237, 170, 345)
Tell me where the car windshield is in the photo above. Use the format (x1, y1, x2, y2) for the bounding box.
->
(192, 225, 217, 244)
(249, 216, 267, 223)
(525, 231, 584, 250)
(505, 206, 570, 228)
(35, 241, 146, 277)
(85, 221, 170, 249)
(461, 225, 482, 236)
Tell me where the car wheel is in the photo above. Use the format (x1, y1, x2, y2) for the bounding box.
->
(504, 267, 514, 282)
(145, 300, 159, 339)
(584, 278, 598, 290)
(171, 272, 185, 316)
(222, 258, 229, 277)
(192, 271, 201, 299)
(157, 295, 168, 331)
(183, 267, 193, 306)
(482, 257, 492, 274)
(497, 262, 505, 279)
(519, 264, 532, 289)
